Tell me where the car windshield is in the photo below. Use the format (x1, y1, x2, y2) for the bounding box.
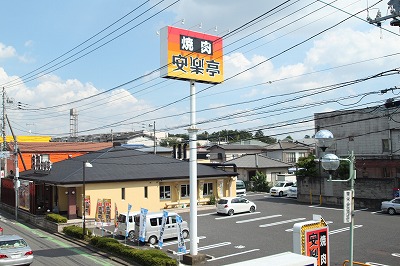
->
(236, 182, 246, 189)
(275, 183, 285, 187)
(218, 199, 228, 204)
(0, 239, 28, 250)
(118, 214, 126, 223)
(292, 183, 297, 187)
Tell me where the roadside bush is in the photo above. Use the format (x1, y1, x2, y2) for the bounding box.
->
(63, 225, 84, 239)
(209, 194, 216, 205)
(46, 213, 67, 223)
(89, 236, 177, 266)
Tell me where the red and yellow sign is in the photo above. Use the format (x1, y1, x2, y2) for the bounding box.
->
(305, 227, 329, 266)
(160, 26, 224, 84)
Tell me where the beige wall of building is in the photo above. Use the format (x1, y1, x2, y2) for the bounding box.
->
(58, 177, 235, 219)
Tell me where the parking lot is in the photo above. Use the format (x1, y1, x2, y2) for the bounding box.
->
(95, 192, 400, 266)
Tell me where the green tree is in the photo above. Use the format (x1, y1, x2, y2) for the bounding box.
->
(251, 171, 270, 192)
(254, 130, 277, 144)
(295, 154, 318, 178)
(159, 137, 181, 147)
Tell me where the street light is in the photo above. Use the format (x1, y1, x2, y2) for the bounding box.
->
(315, 129, 356, 266)
(82, 161, 93, 236)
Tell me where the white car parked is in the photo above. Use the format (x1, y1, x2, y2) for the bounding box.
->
(270, 181, 294, 197)
(287, 183, 298, 198)
(216, 197, 256, 216)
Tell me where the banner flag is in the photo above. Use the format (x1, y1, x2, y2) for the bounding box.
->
(158, 210, 168, 248)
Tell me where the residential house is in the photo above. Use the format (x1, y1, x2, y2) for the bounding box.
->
(264, 140, 314, 165)
(10, 145, 237, 220)
(224, 154, 292, 183)
(207, 144, 266, 163)
(7, 142, 113, 174)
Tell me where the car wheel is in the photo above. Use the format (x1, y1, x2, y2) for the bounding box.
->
(250, 206, 255, 213)
(388, 208, 396, 215)
(228, 209, 234, 216)
(279, 191, 283, 197)
(182, 230, 189, 239)
(148, 235, 158, 245)
(128, 230, 135, 239)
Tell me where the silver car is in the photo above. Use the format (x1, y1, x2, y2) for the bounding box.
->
(381, 197, 400, 215)
(0, 234, 34, 266)
(216, 197, 256, 216)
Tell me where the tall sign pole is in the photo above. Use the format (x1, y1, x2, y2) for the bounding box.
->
(160, 25, 223, 262)
(2, 87, 7, 177)
(188, 80, 199, 255)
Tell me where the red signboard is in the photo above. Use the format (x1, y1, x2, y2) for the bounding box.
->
(305, 227, 329, 266)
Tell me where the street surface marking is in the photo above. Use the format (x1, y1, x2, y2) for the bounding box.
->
(309, 205, 342, 211)
(174, 242, 232, 255)
(207, 249, 260, 262)
(236, 214, 282, 224)
(285, 221, 333, 232)
(329, 225, 362, 235)
(259, 218, 306, 227)
(366, 263, 390, 266)
(392, 253, 400, 257)
(198, 212, 215, 217)
(161, 236, 206, 246)
(245, 193, 267, 197)
(215, 212, 261, 220)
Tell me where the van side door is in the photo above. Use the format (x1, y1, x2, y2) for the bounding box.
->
(164, 215, 177, 240)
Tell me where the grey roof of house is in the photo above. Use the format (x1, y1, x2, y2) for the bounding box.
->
(225, 154, 292, 168)
(207, 144, 266, 151)
(19, 146, 236, 185)
(265, 141, 313, 151)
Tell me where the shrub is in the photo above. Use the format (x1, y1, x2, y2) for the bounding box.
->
(209, 194, 216, 205)
(46, 213, 67, 223)
(63, 225, 84, 239)
(89, 236, 177, 266)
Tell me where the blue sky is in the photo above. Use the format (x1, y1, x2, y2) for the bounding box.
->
(1, 0, 399, 140)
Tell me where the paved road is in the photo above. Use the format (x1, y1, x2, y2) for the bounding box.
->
(0, 211, 122, 266)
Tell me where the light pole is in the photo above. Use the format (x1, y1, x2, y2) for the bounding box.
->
(315, 129, 356, 266)
(82, 161, 92, 236)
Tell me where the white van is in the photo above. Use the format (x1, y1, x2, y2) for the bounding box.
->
(236, 180, 247, 197)
(270, 181, 294, 197)
(133, 211, 189, 245)
(116, 212, 139, 238)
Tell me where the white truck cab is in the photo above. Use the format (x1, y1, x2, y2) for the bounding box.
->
(236, 179, 247, 197)
(270, 181, 294, 197)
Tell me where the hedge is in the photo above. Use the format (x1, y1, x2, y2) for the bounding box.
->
(89, 236, 177, 266)
(46, 213, 67, 223)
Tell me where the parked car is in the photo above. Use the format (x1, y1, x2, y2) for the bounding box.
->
(133, 212, 189, 245)
(381, 197, 400, 215)
(116, 212, 140, 238)
(287, 183, 297, 198)
(216, 197, 256, 216)
(270, 181, 294, 197)
(236, 179, 247, 197)
(0, 234, 34, 265)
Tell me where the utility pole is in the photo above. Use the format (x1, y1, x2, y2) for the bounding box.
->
(2, 87, 7, 178)
(153, 121, 156, 154)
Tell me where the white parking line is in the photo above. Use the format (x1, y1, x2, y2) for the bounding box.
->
(366, 262, 391, 266)
(207, 249, 260, 262)
(198, 212, 215, 217)
(259, 218, 306, 227)
(236, 214, 282, 224)
(215, 212, 261, 220)
(309, 205, 342, 211)
(392, 253, 400, 257)
(162, 236, 206, 246)
(329, 225, 362, 235)
(245, 193, 267, 197)
(285, 221, 333, 232)
(198, 242, 231, 251)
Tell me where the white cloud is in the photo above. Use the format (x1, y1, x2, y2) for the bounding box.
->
(0, 43, 16, 58)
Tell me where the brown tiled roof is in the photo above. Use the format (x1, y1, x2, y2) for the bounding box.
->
(10, 142, 113, 153)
